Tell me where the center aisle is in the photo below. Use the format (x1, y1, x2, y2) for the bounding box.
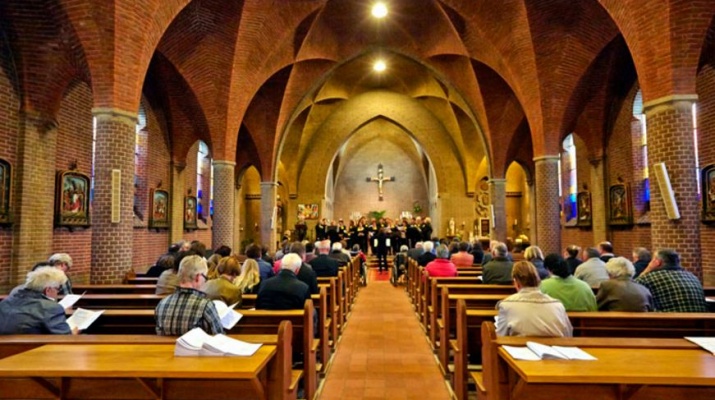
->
(318, 271, 452, 399)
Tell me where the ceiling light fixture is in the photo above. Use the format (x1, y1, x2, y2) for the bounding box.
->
(373, 60, 386, 72)
(372, 2, 388, 19)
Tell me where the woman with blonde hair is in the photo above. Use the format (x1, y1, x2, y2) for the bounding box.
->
(495, 261, 572, 337)
(235, 258, 262, 294)
(201, 255, 242, 306)
(524, 245, 549, 280)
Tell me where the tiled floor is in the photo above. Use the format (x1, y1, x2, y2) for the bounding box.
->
(318, 277, 452, 399)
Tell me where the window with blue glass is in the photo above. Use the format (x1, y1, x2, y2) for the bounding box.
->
(562, 134, 578, 222)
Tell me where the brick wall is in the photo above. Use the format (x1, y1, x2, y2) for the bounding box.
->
(132, 102, 171, 271)
(560, 133, 594, 251)
(0, 41, 19, 292)
(182, 141, 212, 249)
(697, 64, 715, 285)
(53, 81, 93, 285)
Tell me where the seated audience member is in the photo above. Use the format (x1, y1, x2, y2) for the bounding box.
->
(540, 254, 597, 312)
(469, 239, 484, 264)
(246, 243, 275, 280)
(0, 267, 78, 335)
(328, 242, 351, 265)
(632, 247, 651, 278)
(407, 242, 424, 262)
(256, 253, 310, 310)
(214, 245, 232, 258)
(235, 259, 262, 294)
(598, 241, 615, 263)
(146, 252, 175, 278)
(350, 244, 367, 264)
(304, 242, 317, 264)
(482, 243, 514, 285)
(309, 240, 339, 277)
(289, 241, 320, 295)
(635, 249, 708, 312)
(417, 241, 437, 267)
(574, 247, 609, 288)
(450, 242, 475, 267)
(201, 255, 242, 306)
(425, 245, 458, 278)
(156, 250, 194, 295)
(190, 241, 207, 259)
(563, 245, 582, 275)
(524, 245, 549, 280)
(155, 255, 223, 336)
(205, 253, 222, 280)
(495, 261, 572, 337)
(596, 257, 653, 312)
(480, 240, 499, 265)
(261, 245, 274, 265)
(394, 245, 409, 279)
(48, 253, 73, 295)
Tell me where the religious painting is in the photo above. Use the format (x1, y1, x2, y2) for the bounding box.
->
(149, 189, 169, 229)
(55, 170, 90, 227)
(297, 203, 319, 220)
(702, 164, 715, 223)
(184, 195, 198, 230)
(479, 218, 490, 237)
(608, 183, 632, 226)
(0, 158, 11, 224)
(576, 191, 592, 227)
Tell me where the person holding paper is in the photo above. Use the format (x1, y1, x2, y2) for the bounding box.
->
(201, 255, 242, 306)
(496, 261, 572, 337)
(155, 255, 224, 336)
(596, 257, 653, 312)
(0, 267, 78, 335)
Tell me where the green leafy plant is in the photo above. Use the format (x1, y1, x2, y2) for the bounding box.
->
(368, 210, 386, 220)
(413, 201, 423, 214)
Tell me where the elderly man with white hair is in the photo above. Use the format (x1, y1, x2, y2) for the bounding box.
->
(328, 242, 351, 265)
(596, 257, 653, 312)
(0, 267, 77, 334)
(308, 240, 339, 277)
(417, 241, 436, 267)
(155, 255, 223, 336)
(257, 253, 311, 310)
(48, 253, 73, 295)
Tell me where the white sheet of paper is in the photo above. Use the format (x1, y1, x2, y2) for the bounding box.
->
(551, 346, 597, 360)
(502, 345, 541, 361)
(203, 334, 262, 357)
(66, 308, 104, 330)
(685, 337, 715, 356)
(58, 294, 83, 309)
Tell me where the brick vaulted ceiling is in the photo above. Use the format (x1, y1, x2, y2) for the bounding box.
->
(2, 0, 715, 194)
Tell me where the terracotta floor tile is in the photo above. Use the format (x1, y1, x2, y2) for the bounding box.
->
(318, 273, 452, 399)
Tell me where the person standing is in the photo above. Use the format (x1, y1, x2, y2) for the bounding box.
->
(375, 228, 389, 273)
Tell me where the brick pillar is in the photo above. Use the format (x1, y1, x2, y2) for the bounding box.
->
(91, 108, 136, 284)
(212, 160, 235, 250)
(589, 157, 607, 243)
(489, 178, 507, 242)
(234, 181, 242, 253)
(169, 161, 186, 244)
(526, 177, 536, 241)
(644, 95, 701, 276)
(10, 110, 58, 288)
(534, 155, 561, 255)
(260, 182, 278, 251)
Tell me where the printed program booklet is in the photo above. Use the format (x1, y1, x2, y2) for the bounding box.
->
(174, 327, 262, 357)
(502, 341, 597, 361)
(213, 300, 243, 330)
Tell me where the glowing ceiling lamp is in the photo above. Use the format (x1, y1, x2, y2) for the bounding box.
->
(372, 2, 388, 19)
(373, 60, 387, 72)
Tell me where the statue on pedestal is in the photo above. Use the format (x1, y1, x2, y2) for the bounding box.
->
(448, 217, 456, 237)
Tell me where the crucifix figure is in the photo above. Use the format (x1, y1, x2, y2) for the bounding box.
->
(366, 163, 395, 201)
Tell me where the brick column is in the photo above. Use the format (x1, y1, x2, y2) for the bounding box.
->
(489, 178, 507, 242)
(526, 177, 536, 241)
(233, 180, 242, 253)
(169, 161, 186, 244)
(91, 108, 136, 284)
(212, 160, 235, 250)
(260, 182, 278, 251)
(589, 157, 607, 243)
(10, 110, 58, 288)
(534, 155, 561, 255)
(644, 95, 701, 276)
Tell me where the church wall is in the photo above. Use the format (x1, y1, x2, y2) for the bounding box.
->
(560, 134, 595, 252)
(241, 167, 262, 247)
(182, 141, 213, 249)
(53, 81, 93, 284)
(697, 64, 715, 285)
(132, 102, 171, 271)
(606, 89, 651, 257)
(0, 42, 19, 291)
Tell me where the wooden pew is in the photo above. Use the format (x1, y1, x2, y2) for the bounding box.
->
(420, 276, 483, 337)
(452, 301, 715, 400)
(72, 284, 158, 295)
(124, 277, 159, 285)
(480, 321, 714, 400)
(0, 321, 296, 400)
(317, 277, 341, 348)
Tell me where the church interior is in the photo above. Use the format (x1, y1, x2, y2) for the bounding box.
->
(1, 0, 715, 398)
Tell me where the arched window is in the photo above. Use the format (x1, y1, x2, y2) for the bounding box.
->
(196, 141, 211, 219)
(693, 103, 700, 195)
(561, 134, 577, 222)
(633, 90, 649, 202)
(134, 107, 147, 219)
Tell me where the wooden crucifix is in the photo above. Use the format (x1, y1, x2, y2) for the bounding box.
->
(366, 163, 395, 201)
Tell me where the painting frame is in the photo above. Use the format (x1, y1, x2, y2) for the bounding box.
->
(184, 195, 198, 230)
(297, 203, 319, 220)
(576, 191, 592, 227)
(479, 218, 490, 237)
(702, 164, 715, 223)
(608, 183, 633, 226)
(149, 188, 170, 229)
(0, 158, 11, 225)
(55, 170, 91, 228)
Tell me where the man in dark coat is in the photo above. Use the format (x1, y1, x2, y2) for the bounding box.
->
(257, 253, 310, 310)
(309, 240, 339, 277)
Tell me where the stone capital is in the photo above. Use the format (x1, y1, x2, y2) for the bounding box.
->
(212, 160, 237, 168)
(643, 94, 698, 115)
(171, 161, 187, 172)
(21, 109, 59, 131)
(92, 107, 138, 126)
(588, 156, 604, 167)
(533, 155, 560, 164)
(488, 178, 507, 186)
(260, 181, 279, 188)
